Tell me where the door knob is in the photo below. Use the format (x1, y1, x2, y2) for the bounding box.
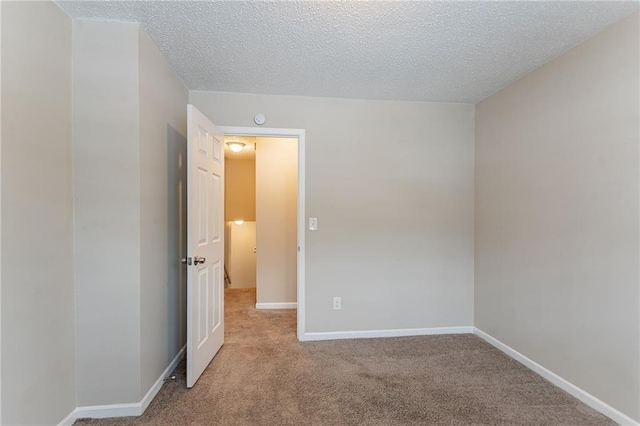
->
(194, 256, 206, 265)
(181, 257, 192, 265)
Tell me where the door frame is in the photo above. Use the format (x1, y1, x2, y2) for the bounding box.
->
(0, 1, 4, 419)
(218, 126, 306, 341)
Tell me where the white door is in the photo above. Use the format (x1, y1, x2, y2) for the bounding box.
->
(186, 104, 224, 388)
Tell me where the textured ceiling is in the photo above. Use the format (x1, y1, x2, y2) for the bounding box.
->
(57, 1, 638, 103)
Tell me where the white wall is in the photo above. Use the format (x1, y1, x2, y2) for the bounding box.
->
(138, 28, 188, 399)
(475, 13, 639, 422)
(225, 158, 256, 222)
(190, 92, 475, 333)
(73, 19, 142, 406)
(225, 155, 257, 289)
(1, 1, 76, 424)
(256, 137, 298, 304)
(74, 19, 188, 408)
(228, 221, 257, 288)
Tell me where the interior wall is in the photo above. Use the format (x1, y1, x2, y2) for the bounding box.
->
(225, 158, 256, 221)
(191, 93, 474, 331)
(138, 28, 188, 399)
(228, 221, 257, 288)
(190, 93, 474, 332)
(475, 12, 639, 422)
(1, 1, 76, 424)
(255, 137, 298, 304)
(74, 18, 190, 408)
(73, 19, 142, 406)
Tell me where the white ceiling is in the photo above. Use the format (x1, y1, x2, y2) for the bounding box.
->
(57, 1, 638, 103)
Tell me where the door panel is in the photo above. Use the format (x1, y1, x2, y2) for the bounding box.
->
(186, 104, 224, 388)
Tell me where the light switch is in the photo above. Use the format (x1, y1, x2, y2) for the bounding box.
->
(309, 217, 318, 231)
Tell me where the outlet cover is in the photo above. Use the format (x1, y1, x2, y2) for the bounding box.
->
(333, 297, 341, 310)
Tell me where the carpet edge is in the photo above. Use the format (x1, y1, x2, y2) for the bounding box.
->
(473, 327, 638, 426)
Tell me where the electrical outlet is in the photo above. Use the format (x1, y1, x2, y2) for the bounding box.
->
(333, 297, 341, 310)
(309, 217, 318, 231)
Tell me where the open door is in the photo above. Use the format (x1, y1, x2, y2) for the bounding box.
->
(185, 104, 225, 388)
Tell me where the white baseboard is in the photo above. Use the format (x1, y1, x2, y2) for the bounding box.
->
(139, 345, 186, 413)
(75, 402, 140, 419)
(302, 326, 474, 342)
(256, 302, 297, 310)
(57, 408, 78, 426)
(70, 345, 186, 421)
(473, 328, 639, 426)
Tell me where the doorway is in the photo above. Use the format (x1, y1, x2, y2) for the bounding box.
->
(184, 108, 306, 388)
(223, 137, 257, 290)
(220, 127, 306, 341)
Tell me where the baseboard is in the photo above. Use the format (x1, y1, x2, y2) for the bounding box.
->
(473, 328, 639, 426)
(140, 344, 186, 413)
(256, 302, 297, 310)
(302, 326, 474, 342)
(73, 345, 186, 421)
(57, 408, 78, 426)
(75, 403, 140, 419)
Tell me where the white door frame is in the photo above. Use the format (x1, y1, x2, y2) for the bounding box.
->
(218, 126, 306, 341)
(0, 2, 4, 419)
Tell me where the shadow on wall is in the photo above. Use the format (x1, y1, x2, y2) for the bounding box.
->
(167, 123, 187, 357)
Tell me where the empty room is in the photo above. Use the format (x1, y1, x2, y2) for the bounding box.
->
(1, 1, 638, 425)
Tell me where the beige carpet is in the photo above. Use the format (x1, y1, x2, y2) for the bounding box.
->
(76, 288, 614, 425)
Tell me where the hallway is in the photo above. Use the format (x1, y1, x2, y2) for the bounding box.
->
(76, 289, 612, 425)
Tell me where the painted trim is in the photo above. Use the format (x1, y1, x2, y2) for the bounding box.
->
(473, 328, 639, 426)
(75, 403, 139, 420)
(255, 302, 297, 310)
(70, 345, 186, 421)
(218, 126, 306, 341)
(140, 345, 186, 413)
(296, 131, 306, 341)
(57, 409, 78, 426)
(0, 2, 3, 420)
(302, 326, 474, 342)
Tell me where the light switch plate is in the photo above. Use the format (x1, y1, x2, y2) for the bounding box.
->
(333, 297, 341, 310)
(309, 217, 318, 231)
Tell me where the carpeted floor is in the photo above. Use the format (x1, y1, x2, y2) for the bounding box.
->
(76, 288, 614, 425)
